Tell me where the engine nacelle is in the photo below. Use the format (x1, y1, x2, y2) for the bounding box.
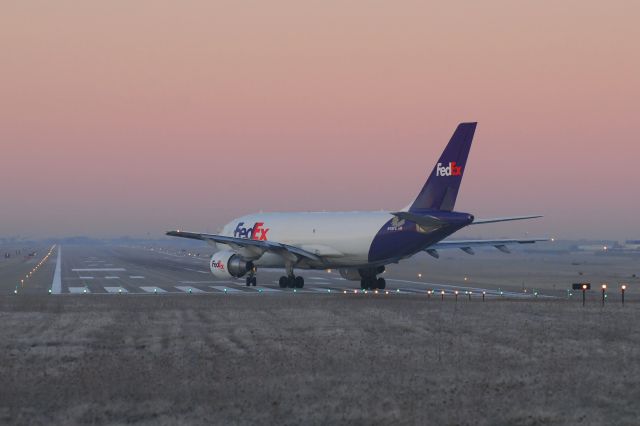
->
(210, 250, 253, 279)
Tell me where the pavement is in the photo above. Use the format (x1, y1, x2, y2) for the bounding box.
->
(3, 244, 557, 300)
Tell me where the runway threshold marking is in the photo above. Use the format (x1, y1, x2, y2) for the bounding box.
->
(104, 287, 128, 293)
(175, 286, 205, 293)
(72, 268, 126, 272)
(140, 286, 166, 293)
(51, 245, 62, 294)
(105, 276, 120, 279)
(69, 287, 90, 294)
(211, 286, 241, 293)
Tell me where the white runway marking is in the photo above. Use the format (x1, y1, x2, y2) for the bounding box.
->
(78, 276, 94, 280)
(182, 268, 208, 274)
(175, 286, 205, 293)
(129, 276, 145, 279)
(69, 287, 90, 294)
(179, 280, 218, 284)
(51, 245, 62, 294)
(105, 276, 120, 279)
(310, 287, 332, 292)
(211, 286, 241, 293)
(104, 287, 128, 293)
(308, 277, 330, 281)
(140, 286, 166, 293)
(72, 268, 126, 272)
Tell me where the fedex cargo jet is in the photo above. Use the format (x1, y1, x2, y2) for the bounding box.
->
(167, 122, 546, 290)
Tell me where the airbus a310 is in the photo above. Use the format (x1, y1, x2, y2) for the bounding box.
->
(168, 122, 546, 289)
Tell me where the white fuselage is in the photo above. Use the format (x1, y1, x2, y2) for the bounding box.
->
(217, 211, 394, 268)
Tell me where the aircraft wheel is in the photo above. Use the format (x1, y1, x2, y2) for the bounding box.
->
(245, 276, 251, 286)
(295, 276, 304, 288)
(377, 278, 386, 290)
(287, 277, 296, 288)
(278, 276, 287, 288)
(251, 277, 257, 286)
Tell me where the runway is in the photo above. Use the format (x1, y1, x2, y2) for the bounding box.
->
(9, 244, 542, 299)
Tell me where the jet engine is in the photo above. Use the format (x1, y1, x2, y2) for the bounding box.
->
(209, 250, 254, 279)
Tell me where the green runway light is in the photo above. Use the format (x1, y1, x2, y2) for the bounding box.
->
(188, 288, 192, 293)
(327, 289, 331, 293)
(293, 289, 297, 293)
(48, 289, 52, 294)
(396, 289, 400, 293)
(14, 289, 18, 294)
(258, 289, 262, 293)
(224, 288, 227, 293)
(534, 291, 538, 296)
(154, 288, 157, 293)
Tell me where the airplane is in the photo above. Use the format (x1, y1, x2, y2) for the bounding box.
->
(167, 122, 547, 290)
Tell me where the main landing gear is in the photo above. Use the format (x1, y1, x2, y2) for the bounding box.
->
(278, 275, 304, 289)
(359, 266, 386, 290)
(245, 267, 257, 286)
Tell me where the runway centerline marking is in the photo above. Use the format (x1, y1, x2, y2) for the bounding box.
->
(78, 276, 94, 280)
(105, 276, 120, 279)
(129, 276, 145, 279)
(51, 245, 62, 294)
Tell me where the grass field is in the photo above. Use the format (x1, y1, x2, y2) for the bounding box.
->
(2, 294, 639, 425)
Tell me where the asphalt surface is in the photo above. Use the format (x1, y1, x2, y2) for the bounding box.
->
(3, 244, 572, 299)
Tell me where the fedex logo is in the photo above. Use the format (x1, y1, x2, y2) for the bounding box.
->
(211, 260, 224, 270)
(233, 222, 270, 240)
(436, 162, 462, 177)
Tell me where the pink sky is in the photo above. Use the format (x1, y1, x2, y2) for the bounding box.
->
(1, 1, 638, 239)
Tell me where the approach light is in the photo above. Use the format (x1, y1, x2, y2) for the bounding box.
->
(374, 290, 378, 294)
(385, 291, 389, 295)
(418, 273, 422, 278)
(602, 284, 607, 290)
(327, 269, 332, 273)
(622, 285, 627, 290)
(455, 290, 459, 295)
(48, 289, 52, 294)
(582, 284, 587, 290)
(441, 290, 445, 295)
(464, 277, 468, 281)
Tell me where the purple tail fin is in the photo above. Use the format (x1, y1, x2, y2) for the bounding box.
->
(409, 122, 477, 212)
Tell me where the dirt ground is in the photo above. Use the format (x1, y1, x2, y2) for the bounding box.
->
(1, 294, 639, 425)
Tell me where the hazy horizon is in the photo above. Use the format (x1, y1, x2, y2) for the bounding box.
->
(2, 1, 638, 240)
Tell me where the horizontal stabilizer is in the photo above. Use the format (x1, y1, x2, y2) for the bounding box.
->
(427, 238, 549, 255)
(471, 215, 542, 225)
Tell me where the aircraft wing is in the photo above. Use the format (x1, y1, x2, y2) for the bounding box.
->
(424, 238, 549, 257)
(471, 215, 542, 225)
(165, 230, 322, 262)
